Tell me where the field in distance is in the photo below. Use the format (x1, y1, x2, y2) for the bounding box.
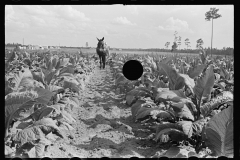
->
(5, 46, 202, 57)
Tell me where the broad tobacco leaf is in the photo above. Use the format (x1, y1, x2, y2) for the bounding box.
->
(29, 106, 60, 121)
(63, 80, 80, 94)
(193, 65, 215, 102)
(158, 62, 179, 90)
(115, 74, 128, 86)
(202, 104, 233, 157)
(134, 101, 157, 121)
(126, 87, 152, 106)
(5, 88, 54, 137)
(31, 118, 62, 136)
(28, 141, 46, 158)
(56, 58, 69, 69)
(22, 68, 33, 79)
(31, 70, 46, 85)
(10, 68, 33, 91)
(158, 63, 195, 91)
(176, 119, 207, 139)
(152, 78, 169, 88)
(200, 91, 233, 117)
(188, 64, 206, 79)
(19, 78, 45, 89)
(220, 66, 230, 80)
(33, 87, 54, 104)
(155, 123, 187, 143)
(177, 121, 193, 138)
(175, 74, 195, 93)
(162, 146, 193, 158)
(13, 125, 45, 146)
(23, 58, 32, 66)
(5, 145, 14, 156)
(38, 125, 64, 139)
(16, 121, 33, 130)
(170, 102, 195, 121)
(191, 118, 208, 135)
(7, 51, 18, 62)
(153, 88, 191, 104)
(5, 91, 37, 137)
(52, 57, 58, 69)
(136, 105, 174, 122)
(59, 66, 75, 76)
(63, 75, 79, 84)
(131, 100, 148, 120)
(44, 69, 58, 85)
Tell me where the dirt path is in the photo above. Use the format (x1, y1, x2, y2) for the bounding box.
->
(44, 65, 161, 158)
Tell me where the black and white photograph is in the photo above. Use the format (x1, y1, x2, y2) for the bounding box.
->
(5, 5, 234, 158)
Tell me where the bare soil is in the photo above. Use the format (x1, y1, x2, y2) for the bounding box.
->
(44, 65, 163, 158)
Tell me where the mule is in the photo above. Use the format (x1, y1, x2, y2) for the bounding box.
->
(96, 37, 110, 69)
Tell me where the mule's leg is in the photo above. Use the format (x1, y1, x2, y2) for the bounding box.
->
(99, 55, 102, 69)
(102, 54, 106, 69)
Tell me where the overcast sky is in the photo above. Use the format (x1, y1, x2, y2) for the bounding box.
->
(5, 5, 233, 49)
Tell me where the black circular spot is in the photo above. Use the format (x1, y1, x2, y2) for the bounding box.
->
(158, 156, 169, 159)
(128, 157, 140, 160)
(69, 157, 81, 160)
(122, 60, 143, 81)
(40, 157, 52, 160)
(100, 157, 111, 160)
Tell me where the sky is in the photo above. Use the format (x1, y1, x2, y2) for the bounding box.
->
(5, 5, 233, 49)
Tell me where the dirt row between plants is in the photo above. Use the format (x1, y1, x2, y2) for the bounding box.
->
(43, 65, 163, 158)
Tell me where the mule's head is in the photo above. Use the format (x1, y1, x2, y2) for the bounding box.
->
(97, 37, 105, 49)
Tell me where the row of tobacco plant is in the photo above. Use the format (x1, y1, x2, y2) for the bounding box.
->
(5, 49, 97, 158)
(110, 50, 233, 158)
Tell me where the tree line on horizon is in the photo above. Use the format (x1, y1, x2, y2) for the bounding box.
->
(163, 7, 231, 56)
(139, 47, 233, 56)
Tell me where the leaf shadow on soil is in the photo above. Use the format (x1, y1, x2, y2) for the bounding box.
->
(76, 112, 160, 158)
(72, 135, 159, 158)
(70, 67, 162, 158)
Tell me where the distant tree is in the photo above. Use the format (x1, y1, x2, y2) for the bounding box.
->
(196, 38, 204, 49)
(171, 42, 178, 52)
(185, 38, 190, 49)
(177, 36, 182, 49)
(165, 42, 170, 49)
(173, 31, 178, 42)
(205, 7, 222, 57)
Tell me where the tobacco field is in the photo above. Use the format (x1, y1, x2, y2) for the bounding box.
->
(5, 49, 234, 158)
